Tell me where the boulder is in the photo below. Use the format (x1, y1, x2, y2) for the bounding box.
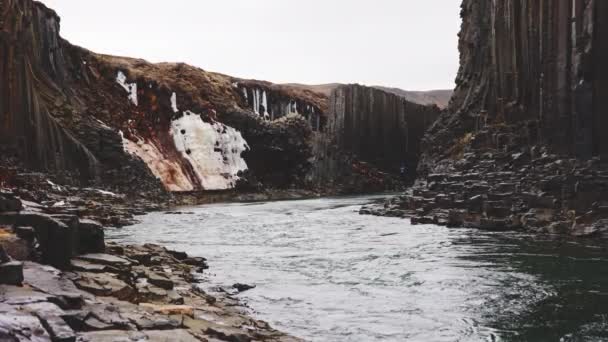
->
(0, 193, 22, 213)
(0, 261, 24, 285)
(78, 219, 105, 254)
(233, 283, 256, 292)
(14, 226, 36, 241)
(16, 212, 78, 268)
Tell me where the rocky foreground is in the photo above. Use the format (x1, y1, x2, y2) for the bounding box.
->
(0, 189, 299, 342)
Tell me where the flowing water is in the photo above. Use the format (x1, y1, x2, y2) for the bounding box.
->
(108, 195, 608, 342)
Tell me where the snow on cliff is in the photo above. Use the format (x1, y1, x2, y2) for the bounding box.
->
(171, 111, 249, 190)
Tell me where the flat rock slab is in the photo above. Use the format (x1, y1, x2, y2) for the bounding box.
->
(22, 262, 86, 309)
(0, 312, 52, 342)
(77, 329, 199, 342)
(139, 303, 194, 317)
(75, 254, 132, 268)
(70, 259, 112, 273)
(0, 285, 55, 306)
(74, 273, 134, 301)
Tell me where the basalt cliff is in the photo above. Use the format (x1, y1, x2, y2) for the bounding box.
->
(366, 0, 608, 238)
(0, 0, 441, 200)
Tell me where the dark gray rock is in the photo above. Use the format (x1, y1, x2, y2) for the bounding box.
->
(78, 219, 105, 254)
(0, 312, 52, 341)
(0, 261, 24, 285)
(0, 194, 23, 213)
(233, 283, 256, 293)
(17, 212, 78, 268)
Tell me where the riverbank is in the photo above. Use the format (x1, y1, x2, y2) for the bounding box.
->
(0, 177, 301, 341)
(361, 145, 608, 238)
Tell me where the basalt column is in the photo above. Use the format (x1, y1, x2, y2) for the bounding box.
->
(327, 85, 440, 174)
(0, 0, 99, 179)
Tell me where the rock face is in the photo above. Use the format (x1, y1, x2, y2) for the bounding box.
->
(1, 0, 442, 196)
(327, 84, 440, 175)
(422, 0, 608, 170)
(0, 0, 325, 194)
(368, 0, 608, 237)
(0, 0, 100, 181)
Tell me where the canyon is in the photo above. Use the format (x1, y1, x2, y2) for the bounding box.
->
(2, 0, 608, 341)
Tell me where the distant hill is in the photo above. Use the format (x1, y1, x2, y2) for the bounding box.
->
(372, 87, 453, 109)
(284, 83, 452, 109)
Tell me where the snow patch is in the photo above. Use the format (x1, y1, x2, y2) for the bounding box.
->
(170, 112, 249, 190)
(171, 92, 179, 113)
(261, 91, 270, 119)
(116, 71, 138, 106)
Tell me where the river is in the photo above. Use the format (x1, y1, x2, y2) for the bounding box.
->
(108, 195, 608, 342)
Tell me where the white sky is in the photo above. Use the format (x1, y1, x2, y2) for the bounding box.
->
(39, 0, 461, 91)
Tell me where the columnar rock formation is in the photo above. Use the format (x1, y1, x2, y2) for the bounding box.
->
(327, 85, 440, 174)
(0, 0, 100, 180)
(367, 0, 608, 237)
(422, 0, 608, 170)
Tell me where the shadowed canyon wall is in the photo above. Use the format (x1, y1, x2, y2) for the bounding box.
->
(422, 0, 608, 171)
(327, 85, 440, 174)
(0, 0, 99, 180)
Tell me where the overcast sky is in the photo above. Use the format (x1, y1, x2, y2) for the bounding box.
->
(40, 0, 461, 91)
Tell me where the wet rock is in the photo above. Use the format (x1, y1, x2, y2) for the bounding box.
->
(233, 283, 256, 293)
(0, 261, 24, 285)
(78, 219, 105, 254)
(167, 250, 188, 260)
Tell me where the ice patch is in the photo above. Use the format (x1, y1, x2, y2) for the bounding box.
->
(46, 180, 64, 192)
(171, 111, 249, 190)
(116, 71, 138, 106)
(171, 92, 179, 113)
(252, 89, 261, 115)
(262, 91, 270, 119)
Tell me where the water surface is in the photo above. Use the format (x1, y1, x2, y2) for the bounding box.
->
(108, 196, 608, 342)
